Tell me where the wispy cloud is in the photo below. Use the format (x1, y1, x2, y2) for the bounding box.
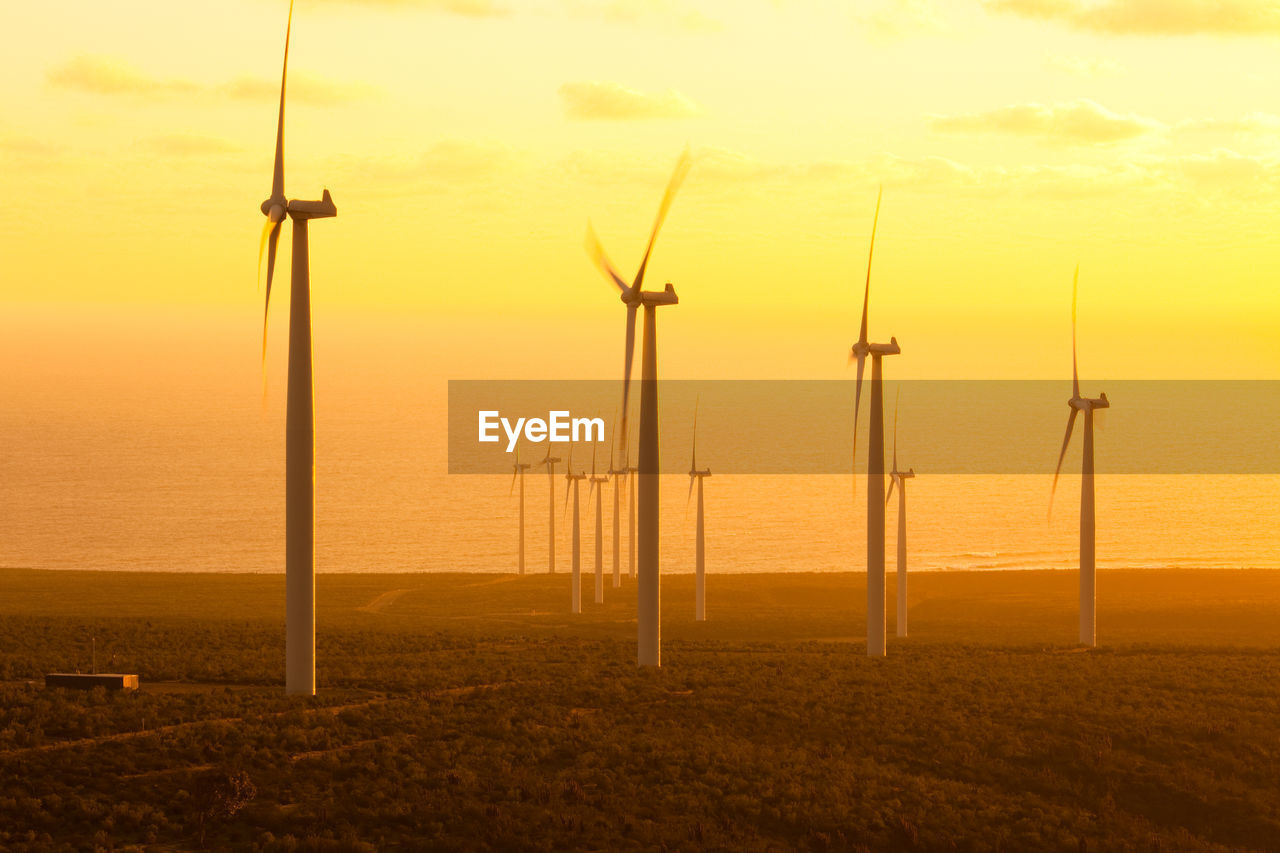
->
(1044, 54, 1127, 77)
(985, 0, 1280, 36)
(559, 81, 701, 120)
(222, 73, 379, 106)
(930, 99, 1165, 144)
(48, 56, 376, 106)
(47, 56, 199, 98)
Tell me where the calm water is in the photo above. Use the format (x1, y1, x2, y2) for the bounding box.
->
(1, 310, 1276, 574)
(2, 381, 1276, 574)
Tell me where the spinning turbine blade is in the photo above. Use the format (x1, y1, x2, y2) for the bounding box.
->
(261, 220, 282, 363)
(586, 223, 628, 293)
(632, 147, 692, 293)
(851, 352, 865, 498)
(848, 189, 880, 501)
(859, 186, 882, 349)
(1049, 408, 1079, 520)
(886, 476, 895, 505)
(619, 302, 638, 454)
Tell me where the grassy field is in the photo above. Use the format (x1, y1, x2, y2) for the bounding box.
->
(2, 568, 1279, 851)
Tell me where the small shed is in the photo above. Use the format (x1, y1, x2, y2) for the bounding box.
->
(45, 673, 139, 690)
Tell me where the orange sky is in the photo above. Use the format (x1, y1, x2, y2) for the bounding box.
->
(1, 0, 1278, 383)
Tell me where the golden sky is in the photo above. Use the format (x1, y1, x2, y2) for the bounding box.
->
(2, 0, 1278, 383)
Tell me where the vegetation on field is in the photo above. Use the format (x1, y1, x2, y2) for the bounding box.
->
(1, 568, 1278, 851)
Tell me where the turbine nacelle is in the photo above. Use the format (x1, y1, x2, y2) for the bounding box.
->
(629, 282, 678, 306)
(688, 468, 711, 478)
(286, 189, 337, 220)
(1070, 392, 1109, 412)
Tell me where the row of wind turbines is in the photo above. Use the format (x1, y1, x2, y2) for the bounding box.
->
(510, 400, 712, 624)
(256, 1, 1108, 694)
(513, 153, 1110, 665)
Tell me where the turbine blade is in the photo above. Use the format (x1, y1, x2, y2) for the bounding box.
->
(859, 187, 881, 347)
(1049, 408, 1079, 521)
(260, 219, 282, 367)
(510, 467, 518, 497)
(632, 146, 691, 293)
(271, 0, 293, 202)
(585, 222, 628, 293)
(1072, 265, 1080, 400)
(619, 302, 638, 457)
(564, 478, 571, 520)
(851, 352, 866, 501)
(886, 476, 895, 505)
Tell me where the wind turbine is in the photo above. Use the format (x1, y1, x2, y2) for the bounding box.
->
(588, 444, 609, 605)
(510, 441, 531, 575)
(586, 149, 691, 667)
(564, 443, 587, 614)
(848, 188, 900, 659)
(885, 393, 914, 639)
(257, 0, 337, 696)
(1051, 266, 1110, 648)
(533, 446, 561, 574)
(687, 397, 711, 622)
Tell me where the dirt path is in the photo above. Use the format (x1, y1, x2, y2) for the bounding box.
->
(357, 588, 413, 613)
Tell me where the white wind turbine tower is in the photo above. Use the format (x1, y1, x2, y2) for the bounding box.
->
(848, 189, 900, 659)
(586, 149, 691, 666)
(510, 441, 531, 575)
(1051, 266, 1110, 647)
(885, 392, 914, 638)
(533, 446, 562, 573)
(588, 445, 609, 605)
(563, 443, 587, 614)
(257, 0, 338, 696)
(687, 397, 711, 622)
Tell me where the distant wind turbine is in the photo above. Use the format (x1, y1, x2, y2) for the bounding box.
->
(848, 188, 900, 659)
(885, 392, 914, 639)
(534, 446, 562, 574)
(257, 0, 338, 696)
(588, 444, 609, 605)
(586, 148, 691, 666)
(564, 442, 587, 614)
(1050, 266, 1110, 648)
(510, 441, 531, 575)
(687, 396, 711, 622)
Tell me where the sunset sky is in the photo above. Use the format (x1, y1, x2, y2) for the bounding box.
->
(2, 0, 1278, 386)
